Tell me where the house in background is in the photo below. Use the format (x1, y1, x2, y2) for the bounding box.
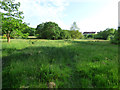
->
(83, 32, 97, 35)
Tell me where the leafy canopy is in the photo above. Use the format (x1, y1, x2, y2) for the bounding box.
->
(94, 28, 116, 40)
(0, 0, 23, 19)
(36, 22, 62, 40)
(0, 0, 25, 42)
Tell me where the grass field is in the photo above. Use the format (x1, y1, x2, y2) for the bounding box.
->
(2, 39, 118, 88)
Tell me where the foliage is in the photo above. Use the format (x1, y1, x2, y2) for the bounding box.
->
(2, 17, 29, 39)
(111, 29, 120, 44)
(35, 23, 44, 38)
(107, 35, 114, 40)
(87, 34, 95, 38)
(36, 22, 83, 40)
(84, 34, 95, 39)
(94, 34, 103, 39)
(2, 34, 7, 39)
(69, 30, 83, 39)
(59, 30, 71, 39)
(10, 31, 29, 39)
(36, 22, 62, 40)
(70, 22, 80, 31)
(94, 28, 116, 40)
(83, 34, 88, 39)
(0, 0, 24, 42)
(2, 17, 22, 34)
(23, 26, 36, 36)
(0, 0, 24, 19)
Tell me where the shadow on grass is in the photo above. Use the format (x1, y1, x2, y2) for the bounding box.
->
(2, 40, 118, 88)
(2, 44, 82, 88)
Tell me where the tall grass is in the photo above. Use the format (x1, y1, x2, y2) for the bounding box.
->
(2, 39, 118, 88)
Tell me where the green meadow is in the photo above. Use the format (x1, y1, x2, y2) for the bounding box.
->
(2, 39, 118, 88)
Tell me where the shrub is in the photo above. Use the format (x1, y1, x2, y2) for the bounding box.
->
(94, 34, 103, 39)
(83, 34, 88, 39)
(22, 33, 29, 39)
(22, 27, 36, 36)
(94, 28, 116, 40)
(107, 35, 114, 40)
(111, 29, 120, 44)
(88, 34, 95, 39)
(2, 34, 7, 39)
(69, 30, 83, 39)
(84, 34, 95, 39)
(59, 30, 71, 39)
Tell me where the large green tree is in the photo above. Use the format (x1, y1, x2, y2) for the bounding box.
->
(36, 22, 62, 40)
(0, 0, 23, 43)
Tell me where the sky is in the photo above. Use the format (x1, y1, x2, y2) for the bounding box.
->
(15, 0, 119, 32)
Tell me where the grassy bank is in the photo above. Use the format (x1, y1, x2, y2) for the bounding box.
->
(2, 39, 118, 88)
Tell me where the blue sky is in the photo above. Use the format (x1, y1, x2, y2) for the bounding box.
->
(62, 1, 109, 25)
(15, 0, 119, 32)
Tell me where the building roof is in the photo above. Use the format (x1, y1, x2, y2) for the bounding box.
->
(83, 32, 96, 34)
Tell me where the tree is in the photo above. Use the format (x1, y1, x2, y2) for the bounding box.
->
(20, 22, 36, 36)
(23, 27, 36, 36)
(36, 22, 62, 40)
(2, 17, 20, 38)
(70, 22, 80, 31)
(94, 28, 116, 40)
(0, 0, 23, 43)
(59, 30, 71, 39)
(111, 28, 120, 44)
(69, 30, 83, 40)
(35, 23, 45, 38)
(9, 22, 29, 39)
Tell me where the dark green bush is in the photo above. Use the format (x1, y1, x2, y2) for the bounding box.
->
(59, 30, 71, 39)
(88, 34, 95, 38)
(107, 35, 114, 40)
(111, 29, 120, 44)
(35, 23, 44, 38)
(94, 28, 116, 40)
(69, 30, 83, 39)
(94, 34, 103, 39)
(36, 22, 62, 40)
(22, 27, 36, 36)
(84, 34, 95, 39)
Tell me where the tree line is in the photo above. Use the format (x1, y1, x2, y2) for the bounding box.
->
(35, 22, 83, 40)
(0, 0, 119, 44)
(83, 28, 119, 44)
(1, 0, 83, 42)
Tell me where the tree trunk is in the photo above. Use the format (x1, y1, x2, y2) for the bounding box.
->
(7, 33, 10, 43)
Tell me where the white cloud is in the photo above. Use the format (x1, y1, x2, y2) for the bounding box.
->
(69, 0, 109, 3)
(15, 0, 69, 28)
(15, 0, 119, 32)
(77, 0, 119, 32)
